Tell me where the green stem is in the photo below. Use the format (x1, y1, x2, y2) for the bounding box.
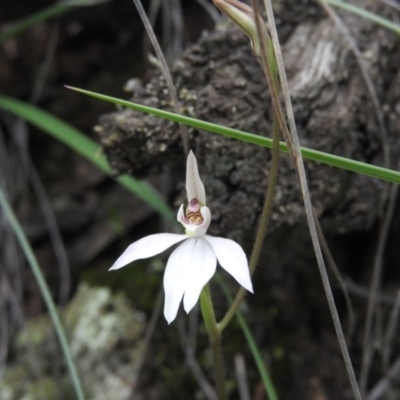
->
(249, 114, 280, 276)
(55, 88, 400, 184)
(0, 187, 85, 400)
(200, 285, 226, 400)
(210, 336, 225, 400)
(217, 274, 279, 400)
(0, 4, 69, 44)
(219, 114, 281, 332)
(322, 0, 400, 35)
(0, 0, 101, 45)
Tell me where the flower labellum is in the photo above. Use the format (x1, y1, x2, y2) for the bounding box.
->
(110, 150, 253, 324)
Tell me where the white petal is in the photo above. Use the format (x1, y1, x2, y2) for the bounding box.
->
(163, 239, 194, 323)
(177, 204, 185, 223)
(195, 206, 212, 236)
(186, 150, 206, 205)
(183, 237, 217, 314)
(204, 235, 253, 293)
(109, 233, 186, 271)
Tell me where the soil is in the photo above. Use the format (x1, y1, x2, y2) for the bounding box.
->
(1, 0, 400, 399)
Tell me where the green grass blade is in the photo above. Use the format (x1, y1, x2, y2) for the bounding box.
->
(0, 0, 109, 45)
(0, 95, 175, 223)
(321, 0, 400, 35)
(0, 187, 85, 400)
(65, 86, 400, 185)
(0, 4, 69, 44)
(216, 275, 279, 400)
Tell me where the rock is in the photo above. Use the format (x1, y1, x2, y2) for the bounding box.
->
(1, 284, 146, 400)
(97, 0, 400, 242)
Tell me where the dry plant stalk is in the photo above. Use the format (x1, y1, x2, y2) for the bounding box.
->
(213, 0, 362, 398)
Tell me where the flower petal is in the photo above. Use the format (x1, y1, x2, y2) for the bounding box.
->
(204, 235, 253, 293)
(163, 238, 195, 323)
(195, 206, 212, 236)
(186, 150, 206, 205)
(177, 204, 185, 223)
(109, 233, 186, 271)
(183, 237, 217, 314)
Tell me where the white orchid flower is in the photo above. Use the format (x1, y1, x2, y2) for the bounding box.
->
(110, 150, 253, 324)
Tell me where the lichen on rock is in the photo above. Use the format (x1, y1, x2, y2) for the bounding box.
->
(1, 284, 146, 400)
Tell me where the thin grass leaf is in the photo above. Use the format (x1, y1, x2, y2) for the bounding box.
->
(249, 2, 361, 397)
(0, 95, 175, 223)
(0, 0, 109, 45)
(0, 187, 85, 400)
(321, 0, 400, 34)
(132, 0, 189, 154)
(64, 87, 400, 185)
(216, 274, 279, 400)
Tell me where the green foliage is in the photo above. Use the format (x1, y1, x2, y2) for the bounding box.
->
(217, 275, 279, 400)
(0, 0, 108, 45)
(0, 96, 175, 224)
(65, 86, 400, 185)
(322, 0, 400, 35)
(0, 187, 85, 400)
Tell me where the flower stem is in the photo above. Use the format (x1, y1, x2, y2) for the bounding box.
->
(200, 285, 226, 400)
(210, 335, 225, 400)
(216, 6, 282, 332)
(219, 113, 281, 333)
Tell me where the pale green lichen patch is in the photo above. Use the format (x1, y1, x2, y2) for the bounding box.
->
(65, 284, 144, 357)
(0, 283, 146, 400)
